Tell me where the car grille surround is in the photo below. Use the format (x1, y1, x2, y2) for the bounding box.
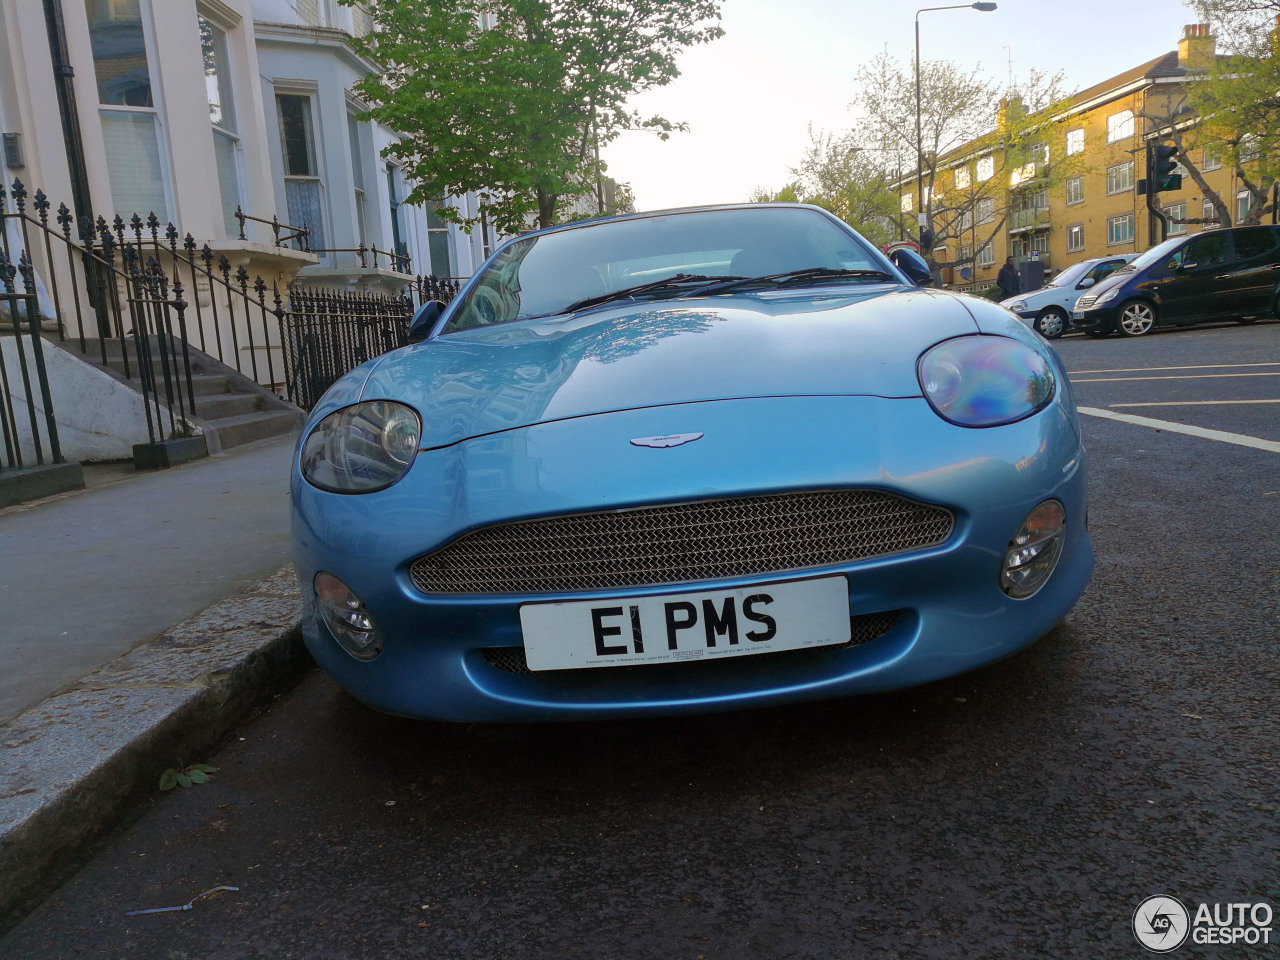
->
(409, 489, 955, 595)
(1076, 294, 1098, 311)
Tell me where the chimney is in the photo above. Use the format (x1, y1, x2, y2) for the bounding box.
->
(1178, 23, 1216, 70)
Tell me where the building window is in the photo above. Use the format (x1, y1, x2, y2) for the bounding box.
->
(199, 14, 241, 236)
(1164, 202, 1187, 236)
(976, 197, 994, 224)
(1067, 223, 1085, 252)
(1066, 128, 1084, 156)
(900, 193, 913, 213)
(1236, 189, 1252, 223)
(1106, 161, 1134, 194)
(976, 155, 994, 182)
(87, 0, 169, 221)
(1065, 176, 1083, 205)
(976, 242, 995, 267)
(347, 114, 368, 250)
(953, 166, 970, 190)
(1107, 214, 1134, 245)
(1202, 198, 1219, 228)
(960, 207, 973, 231)
(1203, 145, 1222, 171)
(958, 243, 972, 264)
(386, 163, 408, 268)
(1106, 110, 1134, 144)
(276, 92, 326, 251)
(426, 200, 452, 276)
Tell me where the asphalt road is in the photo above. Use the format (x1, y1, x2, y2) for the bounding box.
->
(4, 321, 1278, 960)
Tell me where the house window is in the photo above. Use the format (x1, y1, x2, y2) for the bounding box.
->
(347, 114, 368, 250)
(199, 14, 241, 236)
(1236, 189, 1252, 223)
(976, 242, 995, 267)
(900, 193, 913, 213)
(87, 0, 169, 221)
(1203, 145, 1222, 171)
(1202, 198, 1219, 228)
(1106, 161, 1134, 194)
(1066, 128, 1084, 156)
(1164, 202, 1187, 236)
(426, 200, 452, 276)
(953, 166, 970, 190)
(276, 92, 326, 251)
(960, 207, 973, 231)
(1106, 110, 1134, 144)
(1107, 214, 1134, 245)
(1067, 223, 1085, 252)
(976, 197, 994, 224)
(1066, 176, 1083, 205)
(958, 243, 972, 264)
(386, 163, 408, 269)
(976, 155, 994, 182)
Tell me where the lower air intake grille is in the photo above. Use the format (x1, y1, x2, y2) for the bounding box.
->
(410, 490, 953, 595)
(482, 611, 902, 676)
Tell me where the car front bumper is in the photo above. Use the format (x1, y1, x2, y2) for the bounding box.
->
(291, 395, 1093, 721)
(1074, 303, 1121, 333)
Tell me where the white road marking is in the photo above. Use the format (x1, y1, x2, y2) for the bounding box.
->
(1077, 406, 1280, 454)
(1110, 400, 1280, 408)
(1072, 372, 1280, 383)
(1071, 362, 1280, 375)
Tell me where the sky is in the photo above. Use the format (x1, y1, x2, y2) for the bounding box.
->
(601, 0, 1198, 211)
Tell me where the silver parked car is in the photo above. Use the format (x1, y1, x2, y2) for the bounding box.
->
(1002, 255, 1137, 339)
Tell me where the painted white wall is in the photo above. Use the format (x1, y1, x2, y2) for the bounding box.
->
(1, 337, 199, 462)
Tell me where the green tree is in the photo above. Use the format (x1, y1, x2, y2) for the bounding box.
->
(1179, 0, 1279, 223)
(851, 52, 1078, 271)
(344, 0, 722, 233)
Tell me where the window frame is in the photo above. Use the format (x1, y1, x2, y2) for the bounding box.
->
(1065, 128, 1084, 156)
(199, 9, 243, 237)
(1066, 223, 1085, 253)
(1106, 213, 1134, 246)
(1065, 176, 1083, 206)
(1163, 202, 1187, 236)
(275, 87, 328, 253)
(1106, 161, 1134, 195)
(1106, 110, 1134, 144)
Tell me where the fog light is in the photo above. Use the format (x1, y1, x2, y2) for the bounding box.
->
(1000, 500, 1066, 599)
(315, 572, 383, 659)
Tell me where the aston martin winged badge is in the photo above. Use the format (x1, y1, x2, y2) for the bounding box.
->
(629, 433, 704, 449)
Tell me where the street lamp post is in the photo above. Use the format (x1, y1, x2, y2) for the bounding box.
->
(914, 2, 997, 250)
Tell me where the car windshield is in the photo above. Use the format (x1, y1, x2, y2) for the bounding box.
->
(1125, 236, 1187, 272)
(1046, 261, 1092, 288)
(444, 207, 893, 332)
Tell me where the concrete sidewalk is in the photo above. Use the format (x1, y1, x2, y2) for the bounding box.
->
(0, 437, 311, 928)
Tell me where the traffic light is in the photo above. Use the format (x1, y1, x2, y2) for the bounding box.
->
(1151, 144, 1182, 193)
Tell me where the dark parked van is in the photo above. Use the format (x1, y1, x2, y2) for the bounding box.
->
(1073, 225, 1280, 337)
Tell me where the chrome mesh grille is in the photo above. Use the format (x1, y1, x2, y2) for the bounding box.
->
(482, 611, 901, 676)
(410, 490, 953, 595)
(1076, 294, 1098, 311)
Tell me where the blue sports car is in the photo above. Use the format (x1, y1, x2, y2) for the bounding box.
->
(291, 204, 1092, 721)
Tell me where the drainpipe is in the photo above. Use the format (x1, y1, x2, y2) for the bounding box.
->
(42, 0, 94, 224)
(43, 0, 110, 337)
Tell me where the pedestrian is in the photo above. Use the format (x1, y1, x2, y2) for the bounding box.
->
(997, 256, 1020, 299)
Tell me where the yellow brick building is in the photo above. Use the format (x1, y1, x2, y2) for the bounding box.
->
(901, 24, 1254, 294)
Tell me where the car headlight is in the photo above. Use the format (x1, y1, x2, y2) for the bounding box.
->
(917, 336, 1055, 427)
(1095, 288, 1120, 305)
(1008, 300, 1026, 312)
(300, 400, 421, 493)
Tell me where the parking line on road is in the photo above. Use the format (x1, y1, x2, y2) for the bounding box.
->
(1077, 406, 1280, 453)
(1071, 372, 1280, 383)
(1071, 362, 1280, 375)
(1110, 400, 1280, 407)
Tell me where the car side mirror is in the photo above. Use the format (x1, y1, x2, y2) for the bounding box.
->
(888, 248, 934, 287)
(1078, 277, 1095, 289)
(407, 300, 446, 343)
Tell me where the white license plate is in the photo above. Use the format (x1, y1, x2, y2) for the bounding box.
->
(519, 575, 851, 671)
(1071, 311, 1084, 319)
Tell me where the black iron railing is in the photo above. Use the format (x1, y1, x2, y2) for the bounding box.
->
(0, 249, 63, 474)
(308, 243, 413, 274)
(233, 207, 311, 250)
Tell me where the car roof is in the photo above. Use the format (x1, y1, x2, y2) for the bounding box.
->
(518, 203, 837, 240)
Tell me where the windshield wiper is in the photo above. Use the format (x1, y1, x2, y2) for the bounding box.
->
(563, 274, 744, 313)
(691, 267, 898, 296)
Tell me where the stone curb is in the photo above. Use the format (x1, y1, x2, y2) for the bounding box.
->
(0, 565, 309, 931)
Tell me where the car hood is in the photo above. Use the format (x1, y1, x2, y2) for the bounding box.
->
(1084, 269, 1134, 301)
(360, 288, 981, 449)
